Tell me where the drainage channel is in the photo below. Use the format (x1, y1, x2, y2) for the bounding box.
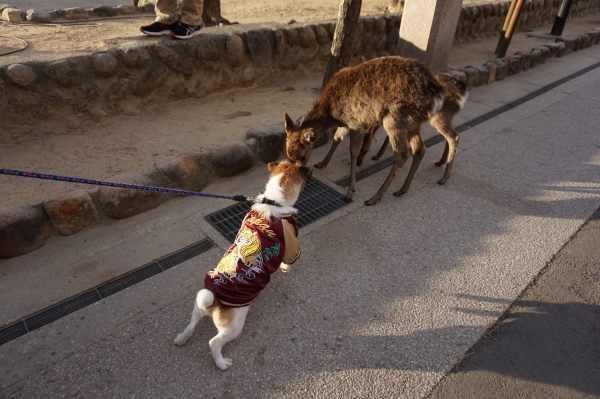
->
(0, 239, 214, 346)
(335, 59, 600, 188)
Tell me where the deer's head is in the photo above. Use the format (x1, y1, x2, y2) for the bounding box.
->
(284, 113, 316, 166)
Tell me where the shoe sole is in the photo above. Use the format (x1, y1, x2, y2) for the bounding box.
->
(140, 27, 172, 36)
(169, 30, 202, 40)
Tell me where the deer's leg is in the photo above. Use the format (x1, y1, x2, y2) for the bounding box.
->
(357, 125, 379, 166)
(344, 129, 365, 201)
(430, 112, 460, 185)
(373, 136, 389, 161)
(394, 131, 426, 197)
(315, 127, 348, 169)
(365, 119, 410, 206)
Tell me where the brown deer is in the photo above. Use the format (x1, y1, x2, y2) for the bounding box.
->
(284, 56, 468, 206)
(313, 71, 469, 172)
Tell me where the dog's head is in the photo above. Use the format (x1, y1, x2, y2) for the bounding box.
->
(266, 161, 312, 204)
(284, 113, 316, 166)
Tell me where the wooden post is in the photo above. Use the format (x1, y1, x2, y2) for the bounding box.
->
(321, 0, 362, 90)
(495, 0, 525, 57)
(495, 0, 518, 54)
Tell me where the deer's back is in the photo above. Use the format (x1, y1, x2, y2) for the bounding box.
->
(316, 57, 444, 129)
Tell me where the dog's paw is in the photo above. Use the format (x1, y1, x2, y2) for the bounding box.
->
(280, 263, 290, 273)
(216, 358, 233, 371)
(173, 333, 188, 346)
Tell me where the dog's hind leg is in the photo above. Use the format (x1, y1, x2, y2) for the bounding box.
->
(174, 290, 212, 346)
(209, 306, 250, 370)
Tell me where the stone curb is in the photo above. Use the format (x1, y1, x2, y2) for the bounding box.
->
(2, 24, 600, 259)
(0, 1, 155, 23)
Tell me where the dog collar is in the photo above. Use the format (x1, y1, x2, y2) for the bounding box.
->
(257, 197, 282, 207)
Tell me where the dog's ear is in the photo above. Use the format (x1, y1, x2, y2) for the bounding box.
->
(302, 129, 316, 143)
(299, 166, 313, 179)
(267, 162, 279, 172)
(284, 113, 296, 133)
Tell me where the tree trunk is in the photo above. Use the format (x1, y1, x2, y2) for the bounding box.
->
(202, 0, 233, 26)
(321, 0, 362, 90)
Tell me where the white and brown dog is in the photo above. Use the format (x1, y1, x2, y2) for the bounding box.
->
(174, 161, 312, 370)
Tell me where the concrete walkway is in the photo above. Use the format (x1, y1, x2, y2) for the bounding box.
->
(1, 28, 600, 399)
(427, 207, 600, 398)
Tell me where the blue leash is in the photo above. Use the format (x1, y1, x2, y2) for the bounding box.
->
(0, 168, 252, 203)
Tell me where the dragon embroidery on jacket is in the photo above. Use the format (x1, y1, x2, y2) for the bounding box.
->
(209, 219, 281, 285)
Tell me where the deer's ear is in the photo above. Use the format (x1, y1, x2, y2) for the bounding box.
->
(267, 162, 279, 172)
(303, 130, 316, 143)
(284, 113, 296, 133)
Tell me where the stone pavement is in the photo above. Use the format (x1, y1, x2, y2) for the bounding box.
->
(1, 18, 600, 399)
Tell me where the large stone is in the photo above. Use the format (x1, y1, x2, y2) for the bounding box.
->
(98, 172, 167, 219)
(63, 7, 89, 20)
(118, 46, 150, 68)
(297, 26, 317, 48)
(226, 34, 244, 65)
(461, 67, 479, 87)
(314, 25, 329, 45)
(154, 151, 212, 191)
(374, 16, 387, 33)
(505, 54, 524, 75)
(6, 63, 36, 90)
(0, 206, 51, 259)
(134, 62, 169, 97)
(541, 42, 562, 57)
(532, 46, 551, 63)
(246, 30, 273, 66)
(91, 53, 118, 77)
(465, 65, 489, 86)
(514, 51, 532, 70)
(196, 39, 219, 61)
(153, 46, 193, 75)
(44, 58, 86, 87)
(528, 49, 543, 68)
(444, 70, 467, 84)
(208, 141, 255, 177)
(105, 78, 131, 102)
(482, 61, 497, 84)
(556, 36, 576, 55)
(2, 7, 23, 22)
(116, 4, 137, 14)
(554, 41, 567, 57)
(26, 9, 53, 22)
(43, 190, 99, 235)
(489, 58, 509, 80)
(246, 122, 286, 163)
(92, 5, 118, 17)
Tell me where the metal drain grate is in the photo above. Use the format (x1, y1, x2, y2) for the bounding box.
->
(205, 177, 351, 242)
(0, 238, 214, 346)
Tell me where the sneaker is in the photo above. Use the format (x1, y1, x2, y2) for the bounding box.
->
(140, 22, 177, 36)
(170, 22, 203, 40)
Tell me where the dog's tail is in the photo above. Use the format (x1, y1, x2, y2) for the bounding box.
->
(196, 289, 215, 309)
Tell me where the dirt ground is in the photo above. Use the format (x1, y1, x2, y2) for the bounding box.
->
(0, 1, 598, 211)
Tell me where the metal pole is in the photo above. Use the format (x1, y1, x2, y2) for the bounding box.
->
(495, 0, 526, 58)
(551, 0, 575, 36)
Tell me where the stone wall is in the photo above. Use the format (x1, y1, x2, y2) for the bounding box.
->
(3, 1, 600, 139)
